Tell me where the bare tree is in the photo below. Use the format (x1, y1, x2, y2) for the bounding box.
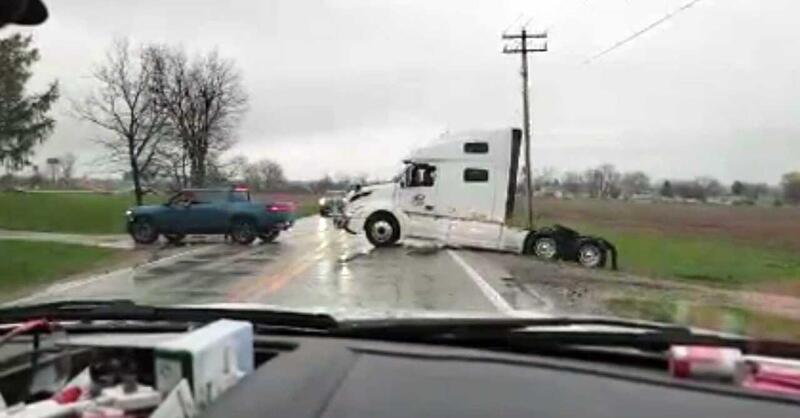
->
(561, 171, 583, 195)
(533, 166, 558, 191)
(620, 171, 650, 197)
(782, 172, 800, 205)
(148, 46, 248, 187)
(583, 164, 620, 198)
(60, 152, 76, 186)
(73, 39, 167, 205)
(695, 176, 724, 198)
(237, 158, 286, 191)
(253, 159, 285, 191)
(224, 155, 249, 182)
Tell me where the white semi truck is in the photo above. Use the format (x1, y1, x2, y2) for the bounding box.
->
(340, 128, 617, 269)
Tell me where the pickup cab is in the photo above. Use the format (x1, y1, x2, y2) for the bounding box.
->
(125, 188, 295, 245)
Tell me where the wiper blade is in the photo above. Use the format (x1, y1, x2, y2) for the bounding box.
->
(0, 299, 338, 330)
(337, 316, 692, 336)
(334, 316, 753, 352)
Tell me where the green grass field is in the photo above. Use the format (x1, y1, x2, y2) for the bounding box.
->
(0, 191, 320, 234)
(0, 192, 152, 234)
(606, 297, 800, 341)
(513, 198, 800, 286)
(0, 240, 120, 297)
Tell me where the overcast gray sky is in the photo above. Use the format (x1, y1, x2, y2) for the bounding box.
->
(13, 0, 800, 183)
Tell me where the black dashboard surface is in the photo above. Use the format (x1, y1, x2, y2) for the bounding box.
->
(201, 337, 800, 418)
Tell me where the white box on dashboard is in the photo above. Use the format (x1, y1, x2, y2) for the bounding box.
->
(154, 319, 254, 408)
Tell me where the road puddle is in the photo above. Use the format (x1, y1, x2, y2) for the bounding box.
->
(606, 297, 800, 342)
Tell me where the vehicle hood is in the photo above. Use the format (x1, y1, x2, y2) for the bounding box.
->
(349, 182, 395, 201)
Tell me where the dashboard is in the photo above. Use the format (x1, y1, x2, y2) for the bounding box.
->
(202, 336, 800, 418)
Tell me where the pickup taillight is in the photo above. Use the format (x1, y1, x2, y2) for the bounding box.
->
(267, 202, 295, 213)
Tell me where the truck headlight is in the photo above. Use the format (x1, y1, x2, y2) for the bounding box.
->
(125, 210, 133, 218)
(318, 198, 326, 205)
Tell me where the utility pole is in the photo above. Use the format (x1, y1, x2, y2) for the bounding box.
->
(503, 29, 547, 229)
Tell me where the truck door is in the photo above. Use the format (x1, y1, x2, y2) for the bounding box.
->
(398, 163, 446, 240)
(184, 191, 228, 234)
(159, 192, 192, 234)
(438, 165, 503, 248)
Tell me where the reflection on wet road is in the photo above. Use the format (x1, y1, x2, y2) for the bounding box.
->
(14, 217, 549, 317)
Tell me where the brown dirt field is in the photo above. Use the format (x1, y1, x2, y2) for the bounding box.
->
(528, 197, 800, 251)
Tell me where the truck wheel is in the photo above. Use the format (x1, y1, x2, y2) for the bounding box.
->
(230, 218, 257, 245)
(577, 242, 605, 268)
(365, 213, 400, 247)
(164, 233, 185, 245)
(259, 230, 279, 243)
(532, 236, 558, 260)
(130, 218, 159, 244)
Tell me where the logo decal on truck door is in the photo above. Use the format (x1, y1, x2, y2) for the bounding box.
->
(412, 193, 425, 206)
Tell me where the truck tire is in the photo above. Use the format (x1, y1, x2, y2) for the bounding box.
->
(577, 241, 606, 268)
(230, 218, 257, 245)
(365, 212, 400, 247)
(130, 218, 159, 244)
(532, 236, 558, 260)
(259, 230, 279, 243)
(164, 233, 185, 245)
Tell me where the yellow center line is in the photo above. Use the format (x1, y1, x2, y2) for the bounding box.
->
(227, 240, 330, 302)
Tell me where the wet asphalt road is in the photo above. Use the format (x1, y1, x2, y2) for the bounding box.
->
(13, 217, 551, 317)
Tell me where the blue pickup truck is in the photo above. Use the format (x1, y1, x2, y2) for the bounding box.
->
(125, 188, 295, 245)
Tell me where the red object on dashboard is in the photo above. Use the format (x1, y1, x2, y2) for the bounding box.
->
(267, 202, 295, 213)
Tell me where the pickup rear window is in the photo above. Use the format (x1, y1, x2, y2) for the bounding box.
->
(230, 191, 250, 202)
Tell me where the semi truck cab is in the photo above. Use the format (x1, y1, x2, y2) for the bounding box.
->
(343, 128, 528, 252)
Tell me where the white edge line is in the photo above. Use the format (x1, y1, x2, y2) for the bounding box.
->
(447, 250, 522, 317)
(7, 244, 224, 306)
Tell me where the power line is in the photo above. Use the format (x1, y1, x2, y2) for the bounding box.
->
(501, 13, 525, 35)
(586, 0, 706, 63)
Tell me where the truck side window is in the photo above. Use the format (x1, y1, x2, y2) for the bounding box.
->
(407, 164, 436, 187)
(463, 168, 489, 183)
(464, 142, 489, 154)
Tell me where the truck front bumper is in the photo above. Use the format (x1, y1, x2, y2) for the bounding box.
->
(335, 215, 362, 235)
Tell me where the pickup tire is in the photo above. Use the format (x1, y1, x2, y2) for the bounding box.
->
(365, 212, 400, 247)
(130, 218, 159, 244)
(230, 218, 257, 245)
(259, 230, 280, 243)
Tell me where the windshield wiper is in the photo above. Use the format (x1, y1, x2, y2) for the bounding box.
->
(0, 299, 338, 331)
(334, 316, 757, 353)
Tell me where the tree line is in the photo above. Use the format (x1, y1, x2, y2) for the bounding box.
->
(534, 164, 800, 205)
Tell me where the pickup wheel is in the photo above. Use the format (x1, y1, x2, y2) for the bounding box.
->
(130, 218, 159, 244)
(230, 218, 257, 245)
(365, 212, 400, 247)
(164, 233, 186, 244)
(259, 230, 280, 243)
